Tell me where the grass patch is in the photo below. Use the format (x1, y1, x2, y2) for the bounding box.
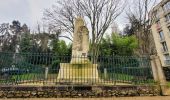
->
(167, 82, 170, 87)
(100, 73, 134, 81)
(12, 73, 58, 82)
(12, 73, 44, 81)
(99, 73, 155, 84)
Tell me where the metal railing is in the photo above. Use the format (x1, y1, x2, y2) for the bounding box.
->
(161, 48, 169, 54)
(0, 52, 155, 86)
(165, 59, 170, 66)
(160, 37, 165, 42)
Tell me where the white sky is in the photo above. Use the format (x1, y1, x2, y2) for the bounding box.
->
(0, 0, 161, 32)
(0, 0, 56, 30)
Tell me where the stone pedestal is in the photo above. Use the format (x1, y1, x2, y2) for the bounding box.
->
(70, 56, 90, 64)
(57, 17, 99, 84)
(57, 63, 99, 83)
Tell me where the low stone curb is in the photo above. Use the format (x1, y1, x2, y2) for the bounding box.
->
(0, 85, 160, 98)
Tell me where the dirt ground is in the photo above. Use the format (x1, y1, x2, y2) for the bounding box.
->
(1, 96, 170, 100)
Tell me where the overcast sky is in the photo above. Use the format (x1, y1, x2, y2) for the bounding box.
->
(0, 0, 56, 30)
(0, 0, 161, 32)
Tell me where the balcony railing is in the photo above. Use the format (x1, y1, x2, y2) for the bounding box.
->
(156, 24, 162, 31)
(165, 59, 170, 66)
(166, 21, 170, 27)
(164, 9, 170, 16)
(161, 48, 169, 54)
(160, 37, 165, 42)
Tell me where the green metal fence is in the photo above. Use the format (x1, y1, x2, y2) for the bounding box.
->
(0, 52, 155, 86)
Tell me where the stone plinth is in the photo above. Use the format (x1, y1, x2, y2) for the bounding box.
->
(57, 63, 99, 83)
(70, 57, 90, 64)
(71, 17, 89, 63)
(57, 17, 99, 84)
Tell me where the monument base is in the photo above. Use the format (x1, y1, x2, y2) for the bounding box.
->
(57, 63, 99, 83)
(70, 57, 90, 64)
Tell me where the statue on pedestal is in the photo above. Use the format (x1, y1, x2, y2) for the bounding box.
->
(71, 17, 89, 64)
(57, 17, 99, 83)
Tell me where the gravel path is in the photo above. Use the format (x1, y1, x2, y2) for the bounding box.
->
(1, 96, 170, 100)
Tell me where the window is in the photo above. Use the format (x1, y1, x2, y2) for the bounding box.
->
(162, 42, 168, 52)
(159, 31, 165, 40)
(150, 10, 160, 23)
(168, 27, 170, 36)
(165, 14, 170, 22)
(164, 54, 170, 65)
(153, 10, 159, 19)
(165, 54, 170, 60)
(163, 1, 170, 12)
(156, 21, 161, 30)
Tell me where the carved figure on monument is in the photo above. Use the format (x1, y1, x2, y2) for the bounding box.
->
(57, 17, 99, 83)
(71, 17, 89, 57)
(76, 27, 83, 51)
(71, 17, 90, 64)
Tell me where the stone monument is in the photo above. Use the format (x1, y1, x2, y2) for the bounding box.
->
(57, 17, 99, 83)
(71, 17, 89, 64)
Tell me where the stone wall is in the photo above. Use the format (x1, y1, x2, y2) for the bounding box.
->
(0, 85, 160, 98)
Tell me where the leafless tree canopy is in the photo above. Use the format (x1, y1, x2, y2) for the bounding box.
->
(126, 0, 158, 55)
(43, 0, 125, 56)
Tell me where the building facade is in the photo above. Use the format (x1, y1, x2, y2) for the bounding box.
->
(150, 0, 170, 68)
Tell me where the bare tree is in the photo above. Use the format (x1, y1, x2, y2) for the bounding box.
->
(0, 23, 11, 52)
(44, 0, 125, 58)
(43, 0, 76, 41)
(126, 0, 158, 55)
(32, 22, 60, 52)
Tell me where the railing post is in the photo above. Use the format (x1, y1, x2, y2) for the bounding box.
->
(45, 67, 49, 80)
(150, 55, 168, 95)
(104, 68, 107, 80)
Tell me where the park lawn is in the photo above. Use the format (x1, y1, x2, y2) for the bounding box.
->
(12, 73, 58, 82)
(168, 82, 170, 87)
(100, 73, 155, 84)
(1, 73, 155, 85)
(11, 73, 133, 83)
(100, 73, 134, 81)
(47, 74, 58, 79)
(12, 73, 44, 82)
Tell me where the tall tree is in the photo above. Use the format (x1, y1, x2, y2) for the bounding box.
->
(0, 23, 11, 52)
(20, 32, 32, 53)
(44, 0, 125, 58)
(0, 21, 30, 52)
(9, 20, 23, 52)
(51, 40, 71, 55)
(19, 24, 31, 52)
(126, 0, 158, 55)
(99, 34, 138, 56)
